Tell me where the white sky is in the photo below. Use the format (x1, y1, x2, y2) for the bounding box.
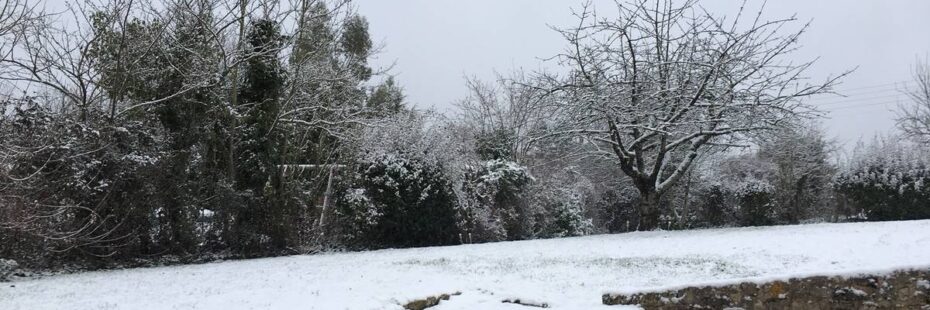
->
(356, 0, 930, 150)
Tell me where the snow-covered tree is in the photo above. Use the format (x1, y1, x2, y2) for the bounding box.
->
(538, 0, 844, 230)
(549, 192, 594, 237)
(367, 76, 405, 117)
(338, 153, 461, 248)
(0, 98, 163, 261)
(707, 153, 777, 226)
(527, 164, 596, 238)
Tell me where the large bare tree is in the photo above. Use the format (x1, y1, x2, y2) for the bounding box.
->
(540, 0, 844, 230)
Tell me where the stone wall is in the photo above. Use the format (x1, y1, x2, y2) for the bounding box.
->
(603, 269, 930, 309)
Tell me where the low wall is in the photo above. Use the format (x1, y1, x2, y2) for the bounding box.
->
(603, 269, 930, 309)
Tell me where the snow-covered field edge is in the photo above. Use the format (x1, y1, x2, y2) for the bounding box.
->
(2, 220, 929, 309)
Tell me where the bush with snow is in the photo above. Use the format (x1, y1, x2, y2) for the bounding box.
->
(834, 137, 930, 221)
(0, 101, 167, 263)
(531, 167, 595, 238)
(735, 180, 777, 226)
(335, 112, 466, 248)
(337, 153, 461, 248)
(461, 159, 534, 241)
(545, 189, 594, 237)
(689, 154, 778, 227)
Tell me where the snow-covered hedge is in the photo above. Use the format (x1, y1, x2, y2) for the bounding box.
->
(834, 138, 930, 221)
(688, 154, 778, 228)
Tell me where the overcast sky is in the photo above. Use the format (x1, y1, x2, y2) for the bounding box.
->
(356, 0, 930, 150)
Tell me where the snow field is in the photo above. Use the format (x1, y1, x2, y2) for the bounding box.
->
(2, 220, 929, 309)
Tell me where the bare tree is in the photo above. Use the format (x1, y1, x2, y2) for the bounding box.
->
(0, 0, 125, 123)
(758, 122, 836, 224)
(455, 72, 556, 164)
(539, 0, 844, 230)
(896, 60, 930, 143)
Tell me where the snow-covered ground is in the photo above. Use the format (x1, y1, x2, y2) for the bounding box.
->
(2, 220, 930, 309)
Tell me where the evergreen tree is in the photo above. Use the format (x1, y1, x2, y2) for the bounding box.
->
(153, 1, 221, 254)
(234, 18, 294, 256)
(367, 76, 405, 116)
(293, 2, 334, 65)
(340, 14, 373, 81)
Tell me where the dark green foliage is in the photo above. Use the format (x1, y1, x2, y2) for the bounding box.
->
(0, 100, 164, 264)
(231, 19, 300, 256)
(737, 182, 775, 227)
(86, 2, 225, 256)
(236, 19, 286, 193)
(0, 0, 390, 268)
(758, 126, 835, 224)
(87, 13, 170, 118)
(545, 193, 592, 237)
(338, 154, 460, 248)
(832, 138, 930, 222)
(367, 76, 405, 116)
(834, 163, 930, 221)
(598, 190, 638, 233)
(341, 15, 373, 81)
(530, 174, 594, 238)
(474, 129, 516, 161)
(696, 185, 730, 227)
(293, 2, 334, 64)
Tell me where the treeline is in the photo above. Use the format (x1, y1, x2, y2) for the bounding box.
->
(0, 0, 401, 267)
(1, 0, 929, 273)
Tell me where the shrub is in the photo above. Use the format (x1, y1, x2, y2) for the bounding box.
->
(736, 180, 776, 226)
(834, 162, 930, 221)
(462, 159, 534, 241)
(337, 153, 460, 248)
(834, 137, 930, 221)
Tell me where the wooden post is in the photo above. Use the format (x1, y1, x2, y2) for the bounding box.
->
(276, 164, 346, 237)
(319, 165, 335, 235)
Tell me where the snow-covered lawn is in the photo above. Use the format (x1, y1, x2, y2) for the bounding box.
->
(2, 220, 930, 309)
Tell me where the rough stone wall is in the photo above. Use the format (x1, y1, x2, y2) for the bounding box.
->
(603, 269, 930, 309)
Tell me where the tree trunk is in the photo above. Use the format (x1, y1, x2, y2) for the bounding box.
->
(638, 189, 661, 231)
(789, 175, 808, 224)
